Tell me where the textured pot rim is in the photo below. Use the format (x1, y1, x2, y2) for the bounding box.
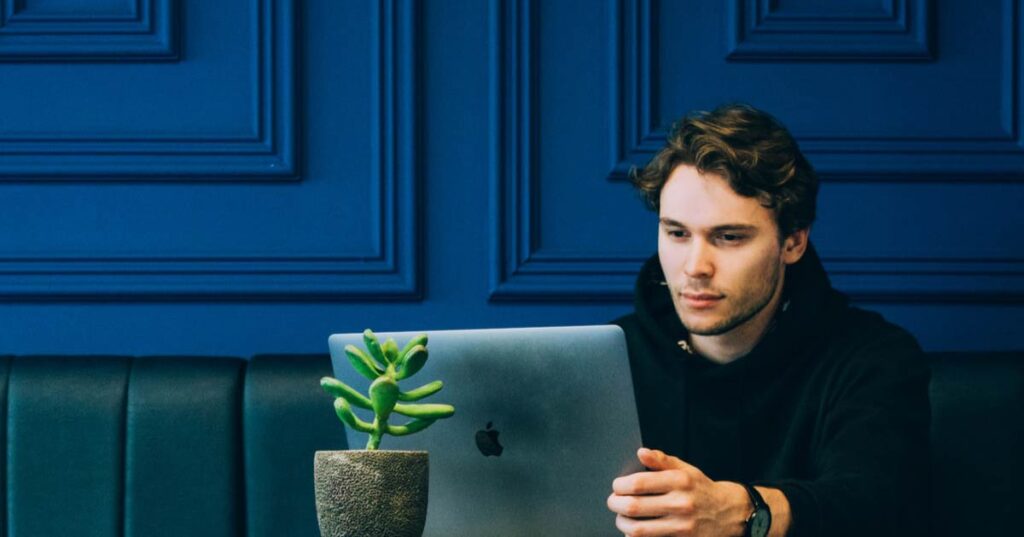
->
(315, 449, 428, 454)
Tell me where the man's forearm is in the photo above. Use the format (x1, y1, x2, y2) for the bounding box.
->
(756, 486, 791, 537)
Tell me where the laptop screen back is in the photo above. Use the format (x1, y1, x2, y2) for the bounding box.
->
(327, 325, 644, 537)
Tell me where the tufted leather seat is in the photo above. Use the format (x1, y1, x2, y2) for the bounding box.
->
(928, 352, 1024, 537)
(0, 352, 1019, 536)
(0, 354, 345, 537)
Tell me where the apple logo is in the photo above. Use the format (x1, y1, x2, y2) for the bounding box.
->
(475, 421, 504, 457)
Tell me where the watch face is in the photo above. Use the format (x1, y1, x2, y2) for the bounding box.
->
(751, 510, 770, 537)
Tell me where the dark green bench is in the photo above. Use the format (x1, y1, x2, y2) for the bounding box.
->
(0, 352, 1019, 537)
(0, 355, 344, 537)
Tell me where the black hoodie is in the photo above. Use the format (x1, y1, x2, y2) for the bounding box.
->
(612, 243, 931, 537)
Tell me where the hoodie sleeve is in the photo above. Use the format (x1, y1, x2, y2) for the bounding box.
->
(754, 329, 932, 537)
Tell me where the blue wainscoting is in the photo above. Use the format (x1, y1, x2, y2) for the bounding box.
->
(0, 0, 1020, 356)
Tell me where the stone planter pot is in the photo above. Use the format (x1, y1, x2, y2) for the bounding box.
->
(314, 450, 429, 537)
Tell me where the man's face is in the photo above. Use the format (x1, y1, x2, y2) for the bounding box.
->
(657, 164, 799, 337)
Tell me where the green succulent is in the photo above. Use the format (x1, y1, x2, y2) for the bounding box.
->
(321, 329, 455, 450)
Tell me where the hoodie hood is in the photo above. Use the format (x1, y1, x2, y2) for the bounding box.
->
(631, 241, 848, 380)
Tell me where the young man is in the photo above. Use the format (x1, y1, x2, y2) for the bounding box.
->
(608, 104, 931, 537)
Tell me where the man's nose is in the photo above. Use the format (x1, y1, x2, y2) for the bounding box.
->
(683, 240, 714, 278)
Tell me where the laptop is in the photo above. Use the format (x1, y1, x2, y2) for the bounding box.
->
(327, 325, 644, 537)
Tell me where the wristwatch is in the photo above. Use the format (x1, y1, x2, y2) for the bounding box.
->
(742, 483, 772, 537)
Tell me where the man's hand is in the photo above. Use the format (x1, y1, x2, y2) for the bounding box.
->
(606, 447, 750, 537)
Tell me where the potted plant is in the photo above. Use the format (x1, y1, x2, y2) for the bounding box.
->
(314, 329, 455, 537)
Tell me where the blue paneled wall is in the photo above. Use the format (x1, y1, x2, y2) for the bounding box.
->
(0, 0, 1020, 356)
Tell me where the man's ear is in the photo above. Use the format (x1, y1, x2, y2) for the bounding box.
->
(782, 228, 810, 265)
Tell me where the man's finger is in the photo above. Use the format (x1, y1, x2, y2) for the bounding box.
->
(616, 513, 695, 537)
(638, 447, 697, 472)
(612, 468, 692, 495)
(607, 491, 695, 518)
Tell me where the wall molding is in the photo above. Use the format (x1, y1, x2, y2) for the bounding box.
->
(491, 0, 1024, 302)
(726, 0, 933, 61)
(492, 250, 1024, 303)
(0, 0, 178, 61)
(0, 0, 294, 179)
(608, 0, 1024, 183)
(0, 0, 421, 300)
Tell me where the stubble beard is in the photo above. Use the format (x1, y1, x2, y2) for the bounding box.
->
(672, 258, 782, 337)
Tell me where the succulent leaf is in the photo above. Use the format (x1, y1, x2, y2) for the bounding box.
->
(369, 376, 400, 418)
(344, 345, 384, 381)
(327, 328, 453, 447)
(334, 398, 374, 433)
(396, 346, 428, 380)
(382, 338, 400, 364)
(393, 402, 455, 419)
(399, 334, 428, 361)
(362, 329, 389, 368)
(397, 380, 443, 401)
(320, 377, 373, 409)
(386, 418, 437, 436)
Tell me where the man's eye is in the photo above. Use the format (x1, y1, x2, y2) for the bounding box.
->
(667, 230, 688, 238)
(718, 234, 745, 243)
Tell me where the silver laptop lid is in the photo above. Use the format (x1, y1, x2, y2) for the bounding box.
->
(327, 325, 644, 537)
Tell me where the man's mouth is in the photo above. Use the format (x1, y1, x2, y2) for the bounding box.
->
(681, 293, 723, 309)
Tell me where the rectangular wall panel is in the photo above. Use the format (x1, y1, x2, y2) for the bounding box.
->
(491, 0, 1024, 302)
(0, 0, 288, 178)
(0, 0, 178, 60)
(0, 0, 421, 299)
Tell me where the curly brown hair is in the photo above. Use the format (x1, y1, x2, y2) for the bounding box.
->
(631, 103, 818, 242)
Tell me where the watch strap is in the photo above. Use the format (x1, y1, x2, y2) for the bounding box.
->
(743, 483, 768, 511)
(742, 483, 772, 537)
